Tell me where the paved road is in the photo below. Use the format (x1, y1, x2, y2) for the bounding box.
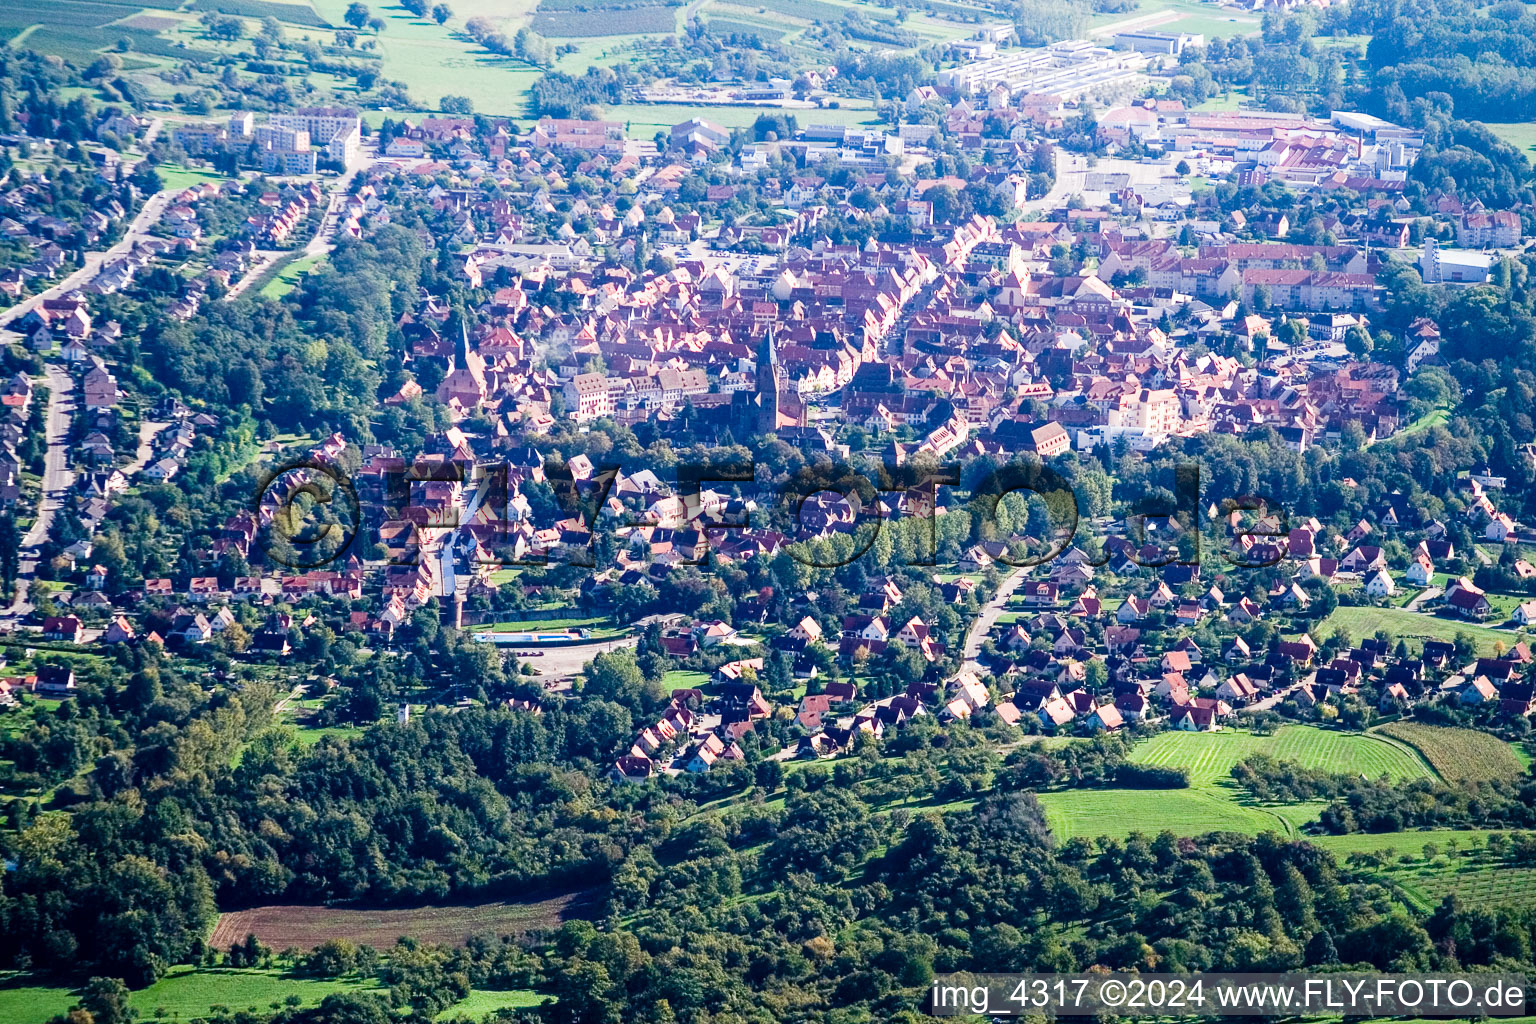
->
(0, 188, 176, 331)
(1240, 682, 1298, 714)
(962, 566, 1030, 674)
(2, 362, 75, 624)
(1405, 586, 1442, 612)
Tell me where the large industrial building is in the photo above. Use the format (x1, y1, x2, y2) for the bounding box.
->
(936, 40, 1150, 99)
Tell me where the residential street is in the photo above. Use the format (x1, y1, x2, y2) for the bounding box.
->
(963, 565, 1029, 673)
(0, 187, 177, 330)
(2, 361, 74, 625)
(224, 142, 380, 300)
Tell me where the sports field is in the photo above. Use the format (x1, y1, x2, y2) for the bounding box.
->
(1039, 725, 1433, 841)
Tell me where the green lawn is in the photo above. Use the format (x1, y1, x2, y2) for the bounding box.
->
(1039, 725, 1432, 841)
(1397, 404, 1451, 437)
(260, 252, 327, 300)
(290, 724, 365, 747)
(1316, 605, 1529, 656)
(155, 164, 234, 192)
(663, 669, 711, 690)
(0, 967, 382, 1024)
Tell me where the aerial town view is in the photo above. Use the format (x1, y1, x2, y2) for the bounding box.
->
(2, 0, 1536, 1020)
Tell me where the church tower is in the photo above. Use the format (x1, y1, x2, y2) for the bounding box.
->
(755, 329, 781, 436)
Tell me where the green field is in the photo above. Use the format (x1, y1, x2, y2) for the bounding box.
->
(1088, 0, 1260, 38)
(1316, 604, 1529, 656)
(608, 101, 880, 138)
(155, 164, 236, 193)
(1313, 829, 1536, 913)
(1131, 726, 1433, 783)
(260, 252, 327, 299)
(1312, 828, 1516, 859)
(1039, 726, 1433, 841)
(1486, 121, 1536, 157)
(663, 668, 711, 690)
(435, 988, 545, 1020)
(0, 967, 382, 1024)
(1039, 786, 1327, 840)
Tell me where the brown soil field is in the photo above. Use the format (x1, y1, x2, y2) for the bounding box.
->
(210, 890, 594, 950)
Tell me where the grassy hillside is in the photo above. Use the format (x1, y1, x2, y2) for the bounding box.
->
(0, 967, 383, 1024)
(1039, 725, 1433, 841)
(1317, 605, 1529, 656)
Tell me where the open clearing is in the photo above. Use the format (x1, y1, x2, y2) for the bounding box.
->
(1486, 121, 1536, 157)
(1376, 721, 1528, 783)
(435, 988, 546, 1020)
(155, 164, 236, 192)
(1039, 725, 1432, 841)
(210, 891, 593, 949)
(260, 252, 327, 299)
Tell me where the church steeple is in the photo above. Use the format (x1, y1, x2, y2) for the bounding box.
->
(756, 328, 780, 435)
(757, 328, 777, 381)
(452, 309, 470, 367)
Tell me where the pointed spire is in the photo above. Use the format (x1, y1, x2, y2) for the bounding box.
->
(759, 326, 776, 373)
